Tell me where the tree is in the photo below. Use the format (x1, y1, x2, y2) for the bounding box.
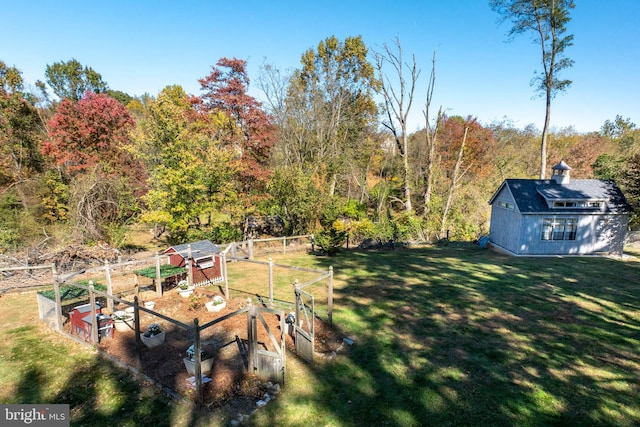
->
(621, 152, 640, 228)
(41, 91, 143, 243)
(134, 86, 239, 241)
(196, 58, 275, 197)
(287, 36, 379, 197)
(267, 167, 322, 236)
(434, 116, 496, 240)
(374, 37, 420, 213)
(42, 92, 137, 178)
(45, 59, 108, 101)
(491, 0, 575, 179)
(0, 61, 45, 188)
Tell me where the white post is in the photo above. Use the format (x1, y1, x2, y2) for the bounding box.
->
(155, 252, 162, 297)
(105, 260, 113, 312)
(268, 257, 273, 308)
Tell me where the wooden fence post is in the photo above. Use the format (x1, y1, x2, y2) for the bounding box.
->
(268, 257, 273, 308)
(283, 236, 287, 254)
(249, 239, 254, 260)
(247, 300, 255, 374)
(52, 263, 62, 331)
(105, 260, 113, 312)
(155, 252, 162, 297)
(187, 245, 193, 286)
(328, 266, 333, 326)
(89, 283, 98, 344)
(133, 296, 141, 370)
(194, 318, 203, 405)
(222, 253, 229, 299)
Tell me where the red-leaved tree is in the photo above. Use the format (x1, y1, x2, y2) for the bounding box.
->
(42, 92, 145, 241)
(196, 58, 275, 194)
(42, 92, 137, 174)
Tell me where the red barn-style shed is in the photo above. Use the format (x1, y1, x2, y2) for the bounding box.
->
(164, 240, 223, 286)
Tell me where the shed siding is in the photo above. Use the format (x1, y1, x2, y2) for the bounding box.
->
(516, 214, 627, 255)
(489, 187, 522, 254)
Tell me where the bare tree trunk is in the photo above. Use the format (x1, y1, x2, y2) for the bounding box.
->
(540, 88, 551, 179)
(440, 127, 468, 239)
(422, 53, 441, 217)
(374, 37, 418, 214)
(402, 133, 412, 212)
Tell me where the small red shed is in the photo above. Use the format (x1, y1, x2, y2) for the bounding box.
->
(164, 240, 223, 286)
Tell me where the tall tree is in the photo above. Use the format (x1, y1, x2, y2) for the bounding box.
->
(196, 58, 275, 197)
(491, 0, 575, 178)
(134, 85, 238, 241)
(288, 35, 379, 197)
(42, 92, 138, 177)
(41, 92, 143, 242)
(45, 58, 108, 101)
(0, 61, 45, 188)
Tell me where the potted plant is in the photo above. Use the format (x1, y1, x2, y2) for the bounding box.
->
(205, 295, 226, 312)
(140, 323, 165, 348)
(111, 310, 134, 332)
(183, 343, 214, 375)
(177, 280, 194, 298)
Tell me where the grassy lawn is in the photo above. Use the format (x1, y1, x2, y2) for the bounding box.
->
(2, 244, 640, 426)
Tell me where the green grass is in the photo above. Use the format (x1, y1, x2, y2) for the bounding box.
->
(2, 244, 640, 426)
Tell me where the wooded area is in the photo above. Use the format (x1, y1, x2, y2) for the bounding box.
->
(1, 27, 639, 257)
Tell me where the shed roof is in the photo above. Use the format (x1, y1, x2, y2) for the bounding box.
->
(489, 179, 632, 214)
(164, 240, 221, 259)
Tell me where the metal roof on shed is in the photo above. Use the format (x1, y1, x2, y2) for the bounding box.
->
(489, 179, 632, 214)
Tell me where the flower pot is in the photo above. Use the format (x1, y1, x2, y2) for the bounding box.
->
(178, 286, 195, 298)
(205, 299, 226, 312)
(112, 311, 135, 332)
(141, 331, 165, 348)
(183, 356, 214, 375)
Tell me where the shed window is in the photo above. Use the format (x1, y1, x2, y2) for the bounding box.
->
(541, 218, 577, 241)
(497, 200, 514, 210)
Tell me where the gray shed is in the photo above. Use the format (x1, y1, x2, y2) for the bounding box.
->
(488, 161, 631, 256)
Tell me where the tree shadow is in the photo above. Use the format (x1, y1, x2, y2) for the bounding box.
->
(255, 245, 640, 425)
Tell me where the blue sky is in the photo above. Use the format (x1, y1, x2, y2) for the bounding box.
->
(3, 1, 638, 133)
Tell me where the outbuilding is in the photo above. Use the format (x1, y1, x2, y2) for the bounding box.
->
(488, 161, 631, 256)
(164, 240, 224, 286)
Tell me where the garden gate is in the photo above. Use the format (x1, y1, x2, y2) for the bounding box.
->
(248, 305, 286, 384)
(294, 287, 315, 363)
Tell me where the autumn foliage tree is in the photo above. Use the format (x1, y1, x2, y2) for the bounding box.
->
(42, 92, 144, 242)
(196, 58, 275, 199)
(133, 85, 239, 242)
(0, 61, 45, 189)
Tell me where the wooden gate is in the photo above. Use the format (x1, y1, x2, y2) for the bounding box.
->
(248, 305, 286, 384)
(294, 287, 315, 363)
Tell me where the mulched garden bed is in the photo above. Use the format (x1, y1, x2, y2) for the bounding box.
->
(62, 286, 344, 413)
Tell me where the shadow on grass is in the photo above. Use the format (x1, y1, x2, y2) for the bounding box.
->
(254, 245, 640, 426)
(6, 246, 640, 426)
(4, 323, 192, 427)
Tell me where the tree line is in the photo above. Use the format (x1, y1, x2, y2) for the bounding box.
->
(1, 14, 639, 253)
